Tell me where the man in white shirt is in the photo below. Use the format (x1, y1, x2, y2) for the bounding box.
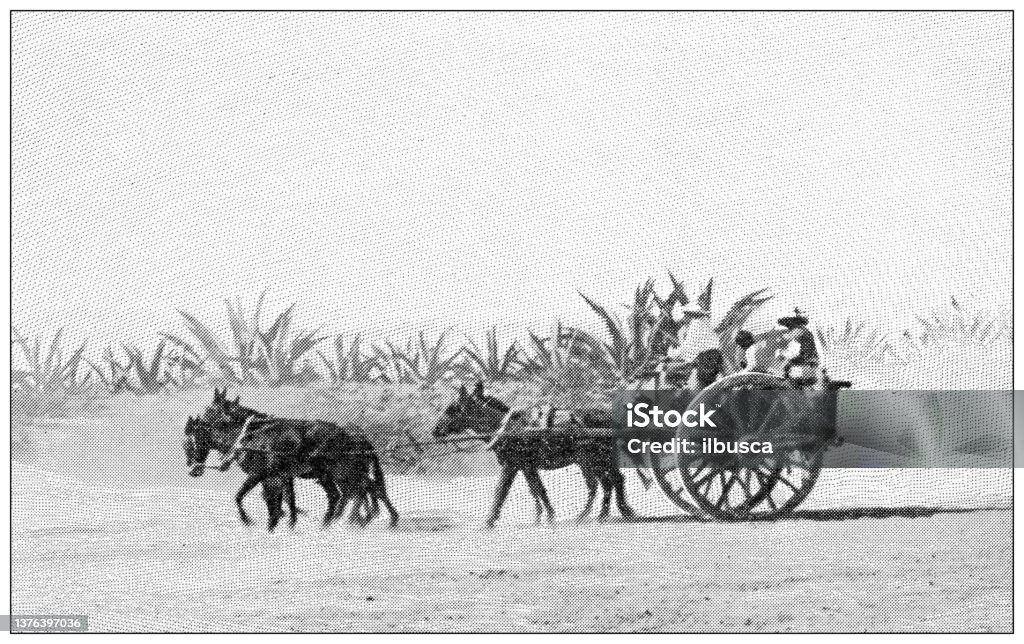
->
(663, 303, 724, 391)
(733, 309, 820, 384)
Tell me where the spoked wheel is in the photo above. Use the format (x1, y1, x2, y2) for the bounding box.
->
(750, 447, 825, 518)
(676, 372, 828, 520)
(679, 448, 824, 520)
(648, 454, 704, 516)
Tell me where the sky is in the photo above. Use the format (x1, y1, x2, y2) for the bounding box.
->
(12, 12, 1012, 352)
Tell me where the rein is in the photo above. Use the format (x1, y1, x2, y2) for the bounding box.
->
(197, 434, 487, 470)
(195, 403, 499, 472)
(226, 429, 488, 458)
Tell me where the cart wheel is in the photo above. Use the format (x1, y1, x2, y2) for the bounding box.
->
(648, 454, 703, 516)
(677, 372, 826, 520)
(679, 447, 824, 520)
(751, 447, 824, 518)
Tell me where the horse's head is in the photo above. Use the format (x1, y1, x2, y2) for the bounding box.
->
(183, 415, 212, 477)
(200, 387, 261, 426)
(432, 381, 509, 438)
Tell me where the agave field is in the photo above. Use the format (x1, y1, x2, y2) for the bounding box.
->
(12, 274, 1012, 421)
(11, 276, 1013, 630)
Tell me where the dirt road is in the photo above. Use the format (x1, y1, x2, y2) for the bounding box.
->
(11, 464, 1011, 632)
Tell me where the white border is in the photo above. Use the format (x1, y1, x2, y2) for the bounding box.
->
(2, 5, 1018, 642)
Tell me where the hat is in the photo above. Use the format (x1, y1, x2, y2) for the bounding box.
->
(777, 308, 809, 328)
(734, 330, 755, 349)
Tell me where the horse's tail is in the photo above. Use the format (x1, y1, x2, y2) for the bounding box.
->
(370, 451, 386, 488)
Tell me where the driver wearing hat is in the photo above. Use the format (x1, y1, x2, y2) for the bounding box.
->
(777, 308, 819, 385)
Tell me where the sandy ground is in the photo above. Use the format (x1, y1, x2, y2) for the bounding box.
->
(11, 391, 1013, 632)
(11, 461, 1011, 633)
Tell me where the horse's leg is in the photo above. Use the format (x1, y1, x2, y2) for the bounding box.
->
(533, 498, 544, 525)
(348, 474, 379, 527)
(612, 469, 636, 519)
(364, 490, 381, 526)
(363, 463, 398, 528)
(234, 472, 266, 527)
(597, 476, 614, 522)
(347, 488, 373, 527)
(371, 481, 399, 529)
(285, 478, 300, 528)
(318, 476, 341, 527)
(350, 494, 370, 527)
(524, 468, 555, 524)
(523, 473, 546, 525)
(615, 447, 652, 489)
(576, 467, 599, 523)
(336, 473, 374, 527)
(485, 463, 518, 529)
(262, 478, 285, 532)
(333, 489, 355, 525)
(363, 456, 397, 528)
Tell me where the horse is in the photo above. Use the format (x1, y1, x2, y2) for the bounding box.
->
(184, 414, 307, 531)
(186, 388, 398, 530)
(201, 389, 399, 529)
(433, 382, 635, 528)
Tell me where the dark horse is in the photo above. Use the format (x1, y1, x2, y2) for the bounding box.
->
(433, 382, 635, 528)
(185, 415, 307, 531)
(184, 389, 398, 531)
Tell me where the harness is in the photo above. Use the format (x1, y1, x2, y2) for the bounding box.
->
(218, 415, 258, 467)
(483, 405, 618, 449)
(206, 413, 485, 463)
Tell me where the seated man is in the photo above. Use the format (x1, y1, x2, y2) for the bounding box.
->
(734, 309, 820, 385)
(777, 309, 820, 386)
(734, 329, 779, 373)
(662, 303, 724, 391)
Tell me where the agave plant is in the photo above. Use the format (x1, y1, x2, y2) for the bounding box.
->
(662, 276, 774, 370)
(163, 292, 325, 387)
(164, 345, 207, 390)
(814, 318, 892, 365)
(649, 271, 694, 353)
(11, 327, 90, 394)
(256, 317, 324, 386)
(912, 296, 1011, 349)
(574, 275, 772, 383)
(380, 331, 462, 386)
(460, 327, 522, 382)
(11, 327, 93, 416)
(519, 322, 603, 394)
(87, 348, 133, 395)
(89, 341, 174, 395)
(575, 277, 689, 385)
(711, 285, 774, 371)
(318, 334, 382, 384)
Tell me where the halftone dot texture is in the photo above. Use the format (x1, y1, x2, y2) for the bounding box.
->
(12, 12, 1010, 632)
(12, 12, 1011, 347)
